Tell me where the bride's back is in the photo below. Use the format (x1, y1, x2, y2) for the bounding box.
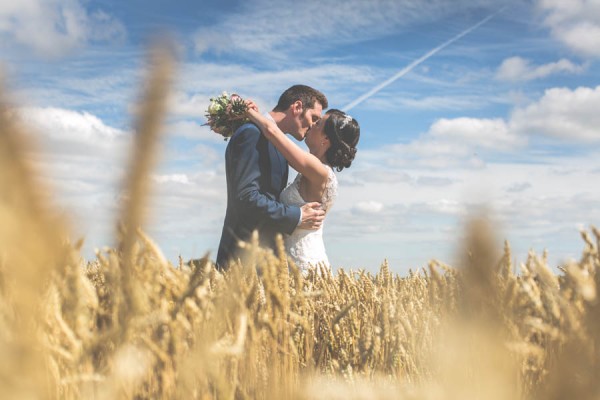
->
(281, 167, 337, 214)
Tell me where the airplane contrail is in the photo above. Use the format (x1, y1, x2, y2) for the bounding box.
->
(342, 9, 505, 112)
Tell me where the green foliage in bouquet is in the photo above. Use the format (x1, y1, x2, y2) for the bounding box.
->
(205, 92, 249, 140)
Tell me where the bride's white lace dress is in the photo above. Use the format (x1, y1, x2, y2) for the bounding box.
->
(280, 166, 337, 271)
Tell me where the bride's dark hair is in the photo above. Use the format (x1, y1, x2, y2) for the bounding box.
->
(323, 109, 360, 171)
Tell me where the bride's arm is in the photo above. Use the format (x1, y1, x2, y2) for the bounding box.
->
(246, 107, 329, 183)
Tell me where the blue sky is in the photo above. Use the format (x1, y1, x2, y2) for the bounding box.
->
(2, 0, 600, 273)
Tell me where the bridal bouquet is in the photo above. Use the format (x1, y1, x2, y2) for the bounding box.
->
(204, 92, 249, 140)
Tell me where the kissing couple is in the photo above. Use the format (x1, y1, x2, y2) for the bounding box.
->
(215, 85, 360, 273)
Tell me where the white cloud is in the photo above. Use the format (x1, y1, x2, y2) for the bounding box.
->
(351, 168, 411, 184)
(165, 120, 222, 142)
(191, 0, 504, 58)
(415, 176, 456, 186)
(368, 84, 600, 172)
(13, 107, 127, 155)
(365, 94, 493, 111)
(506, 182, 532, 193)
(9, 107, 130, 190)
(0, 0, 126, 57)
(153, 174, 190, 185)
(352, 201, 384, 214)
(536, 0, 600, 57)
(371, 117, 522, 169)
(174, 62, 375, 109)
(326, 149, 600, 269)
(168, 91, 209, 118)
(429, 117, 525, 150)
(165, 62, 378, 137)
(559, 22, 600, 57)
(510, 85, 600, 142)
(496, 56, 585, 81)
(193, 31, 234, 55)
(424, 199, 464, 215)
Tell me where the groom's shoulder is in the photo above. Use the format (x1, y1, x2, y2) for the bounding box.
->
(230, 122, 260, 141)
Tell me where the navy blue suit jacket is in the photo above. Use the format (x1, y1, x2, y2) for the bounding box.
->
(216, 122, 301, 269)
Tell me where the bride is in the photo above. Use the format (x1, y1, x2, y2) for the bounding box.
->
(245, 101, 360, 272)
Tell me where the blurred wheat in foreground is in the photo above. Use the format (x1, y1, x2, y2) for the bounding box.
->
(2, 48, 600, 400)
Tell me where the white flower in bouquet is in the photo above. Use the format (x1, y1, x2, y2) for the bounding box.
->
(207, 99, 223, 115)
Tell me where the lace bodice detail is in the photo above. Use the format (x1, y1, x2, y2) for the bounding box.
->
(280, 166, 337, 271)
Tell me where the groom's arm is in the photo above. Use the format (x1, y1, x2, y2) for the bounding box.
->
(229, 125, 300, 234)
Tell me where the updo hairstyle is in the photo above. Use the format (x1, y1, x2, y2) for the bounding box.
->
(323, 109, 360, 171)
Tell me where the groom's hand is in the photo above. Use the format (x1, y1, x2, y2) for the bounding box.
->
(298, 202, 325, 230)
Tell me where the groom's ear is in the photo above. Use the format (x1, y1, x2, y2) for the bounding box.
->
(292, 100, 303, 116)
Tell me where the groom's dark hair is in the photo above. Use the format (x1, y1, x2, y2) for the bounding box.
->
(273, 85, 328, 114)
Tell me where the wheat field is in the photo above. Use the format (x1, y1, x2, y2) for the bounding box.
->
(2, 47, 600, 400)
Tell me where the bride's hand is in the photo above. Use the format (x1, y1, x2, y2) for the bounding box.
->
(245, 99, 259, 113)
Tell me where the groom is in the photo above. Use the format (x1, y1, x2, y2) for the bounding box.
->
(216, 85, 328, 270)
